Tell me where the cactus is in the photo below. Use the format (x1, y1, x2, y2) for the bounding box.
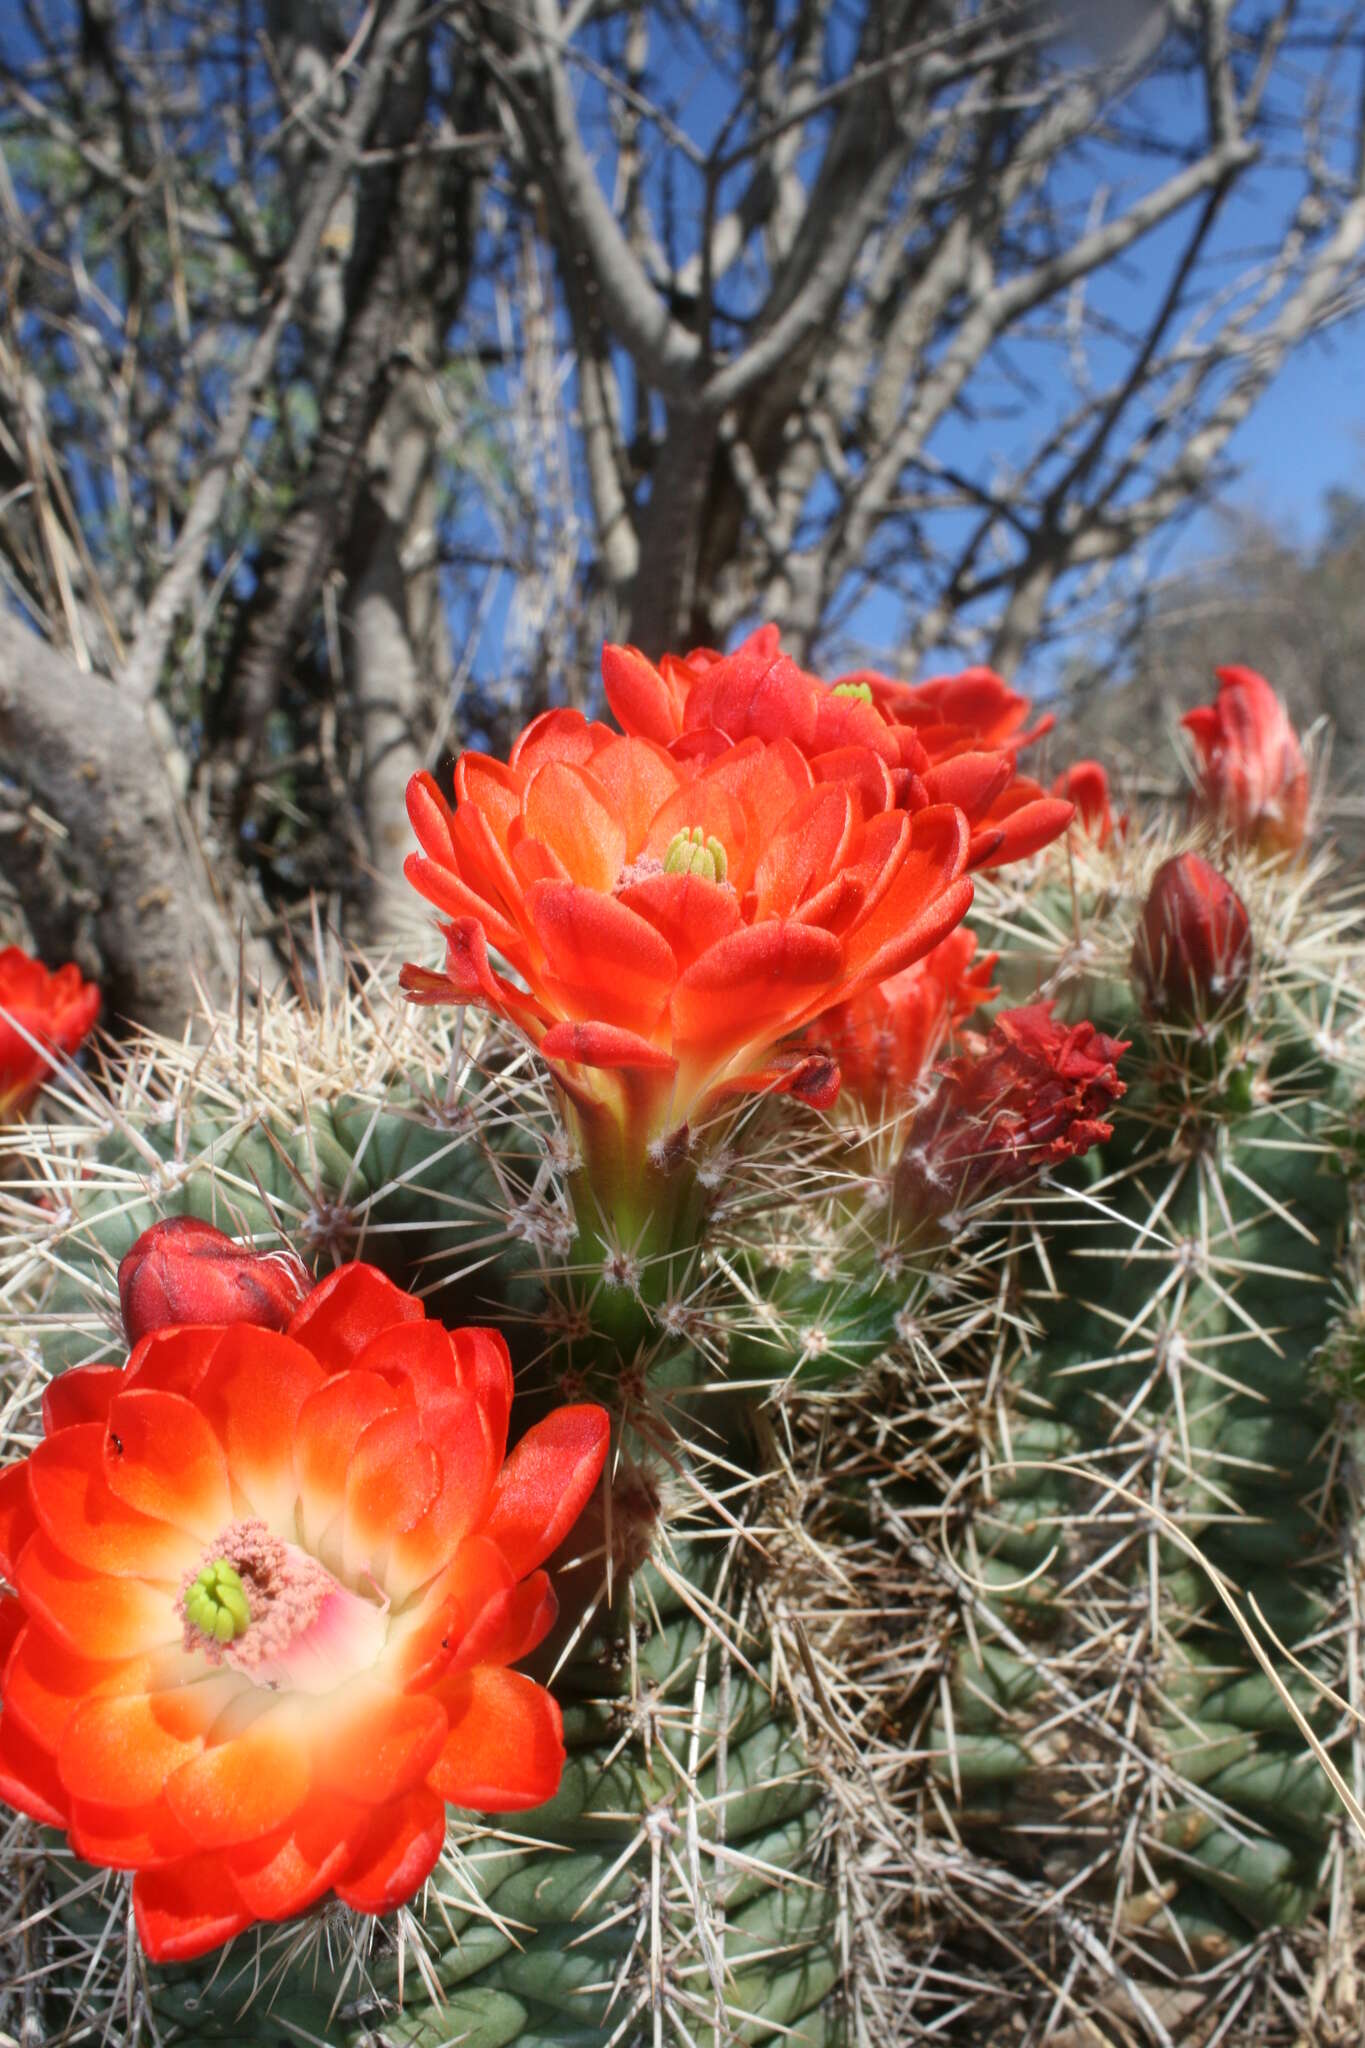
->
(2, 646, 1362, 2048)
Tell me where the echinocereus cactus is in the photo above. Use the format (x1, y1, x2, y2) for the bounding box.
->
(0, 638, 1359, 2048)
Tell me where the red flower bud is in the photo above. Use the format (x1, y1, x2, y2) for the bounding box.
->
(1051, 760, 1116, 847)
(895, 1003, 1127, 1225)
(0, 946, 100, 1119)
(1182, 666, 1308, 854)
(1131, 853, 1252, 1022)
(118, 1218, 312, 1345)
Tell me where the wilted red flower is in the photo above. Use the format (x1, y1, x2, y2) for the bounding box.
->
(809, 928, 997, 1116)
(403, 710, 973, 1143)
(0, 1263, 608, 1961)
(604, 629, 1073, 872)
(1052, 760, 1116, 847)
(894, 1003, 1128, 1224)
(119, 1219, 312, 1345)
(0, 946, 100, 1119)
(1182, 667, 1308, 854)
(1131, 854, 1252, 1022)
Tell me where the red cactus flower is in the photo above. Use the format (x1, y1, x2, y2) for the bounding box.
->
(1052, 761, 1116, 847)
(0, 1263, 608, 1962)
(119, 1219, 312, 1345)
(809, 928, 997, 1116)
(402, 710, 974, 1147)
(604, 629, 1073, 872)
(1132, 854, 1253, 1022)
(0, 947, 100, 1120)
(895, 1003, 1128, 1225)
(1182, 667, 1308, 854)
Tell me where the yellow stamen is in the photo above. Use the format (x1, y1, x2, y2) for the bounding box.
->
(664, 826, 728, 884)
(832, 681, 873, 704)
(185, 1558, 252, 1643)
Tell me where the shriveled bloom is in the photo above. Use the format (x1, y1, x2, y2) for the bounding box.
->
(895, 1004, 1128, 1227)
(0, 946, 100, 1119)
(402, 708, 973, 1141)
(1132, 853, 1253, 1022)
(0, 1262, 608, 1961)
(120, 1219, 312, 1345)
(809, 928, 997, 1117)
(1182, 666, 1308, 854)
(1052, 760, 1116, 847)
(603, 628, 1072, 872)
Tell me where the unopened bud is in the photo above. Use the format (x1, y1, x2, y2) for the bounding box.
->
(1132, 854, 1252, 1022)
(119, 1217, 312, 1345)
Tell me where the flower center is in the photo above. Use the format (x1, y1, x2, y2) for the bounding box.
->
(832, 681, 873, 704)
(663, 825, 728, 883)
(179, 1518, 387, 1696)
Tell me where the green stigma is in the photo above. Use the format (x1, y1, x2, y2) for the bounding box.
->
(832, 681, 873, 704)
(184, 1558, 252, 1643)
(664, 825, 728, 884)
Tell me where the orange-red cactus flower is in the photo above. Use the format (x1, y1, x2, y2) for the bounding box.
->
(1052, 760, 1116, 847)
(895, 1003, 1128, 1227)
(0, 946, 100, 1120)
(1132, 853, 1253, 1022)
(604, 628, 1072, 872)
(1182, 666, 1308, 854)
(810, 928, 997, 1116)
(0, 1262, 609, 1962)
(402, 709, 974, 1143)
(119, 1219, 313, 1345)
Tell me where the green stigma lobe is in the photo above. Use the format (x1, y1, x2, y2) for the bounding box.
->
(831, 681, 873, 704)
(185, 1558, 252, 1643)
(664, 825, 728, 883)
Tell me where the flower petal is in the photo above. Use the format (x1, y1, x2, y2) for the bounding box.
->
(69, 1793, 197, 1869)
(333, 1785, 447, 1913)
(227, 1806, 356, 1921)
(288, 1263, 425, 1372)
(164, 1700, 311, 1850)
(527, 881, 676, 1039)
(317, 1679, 448, 1805)
(480, 1405, 609, 1580)
(522, 761, 628, 892)
(192, 1326, 325, 1531)
(133, 1856, 253, 1962)
(41, 1365, 123, 1435)
(671, 921, 842, 1065)
(100, 1389, 234, 1541)
(0, 1460, 35, 1581)
(58, 1673, 244, 1808)
(447, 1570, 557, 1675)
(27, 1424, 199, 1581)
(16, 1532, 180, 1660)
(293, 1370, 404, 1553)
(431, 1666, 564, 1811)
(0, 1704, 68, 1827)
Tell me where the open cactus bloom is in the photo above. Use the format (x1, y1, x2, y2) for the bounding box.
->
(0, 945, 101, 1121)
(403, 704, 975, 1239)
(603, 626, 1074, 871)
(0, 1262, 609, 1962)
(1182, 666, 1308, 855)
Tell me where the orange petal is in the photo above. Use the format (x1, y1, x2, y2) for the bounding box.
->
(342, 1408, 442, 1583)
(921, 750, 1013, 822)
(838, 804, 972, 985)
(294, 1370, 404, 1552)
(541, 1019, 678, 1072)
(385, 1535, 513, 1691)
(227, 1805, 356, 1920)
(480, 1405, 609, 1581)
(288, 1263, 425, 1372)
(334, 1784, 447, 1913)
(431, 1666, 564, 1811)
(100, 1388, 233, 1540)
(192, 1326, 325, 1531)
(406, 769, 458, 864)
(0, 1705, 68, 1827)
(448, 1570, 557, 1675)
(614, 870, 744, 976)
(601, 643, 679, 745)
(164, 1700, 311, 1849)
(316, 1679, 447, 1805)
(122, 1324, 226, 1401)
(0, 1460, 35, 1581)
(27, 1424, 199, 1581)
(522, 761, 628, 892)
(59, 1674, 243, 1808)
(588, 735, 682, 855)
(753, 784, 854, 921)
(972, 794, 1075, 868)
(671, 921, 842, 1065)
(527, 881, 677, 1038)
(16, 1531, 180, 1660)
(133, 1855, 253, 1961)
(508, 706, 599, 774)
(69, 1792, 197, 1868)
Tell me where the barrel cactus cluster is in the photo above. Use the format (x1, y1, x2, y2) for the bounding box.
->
(0, 644, 1360, 2045)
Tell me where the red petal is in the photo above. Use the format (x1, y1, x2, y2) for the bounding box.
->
(480, 1405, 609, 1580)
(587, 735, 682, 855)
(508, 706, 599, 775)
(448, 1570, 557, 1674)
(972, 795, 1074, 867)
(227, 1805, 356, 1920)
(100, 1388, 233, 1540)
(333, 1785, 447, 1913)
(541, 1019, 677, 1071)
(671, 920, 842, 1064)
(386, 1536, 514, 1692)
(133, 1856, 253, 1962)
(192, 1326, 325, 1531)
(527, 881, 677, 1038)
(0, 1460, 35, 1581)
(27, 1424, 199, 1581)
(406, 770, 458, 865)
(921, 751, 1013, 822)
(752, 785, 854, 921)
(121, 1324, 226, 1401)
(342, 1408, 442, 1583)
(522, 761, 628, 892)
(294, 1370, 404, 1551)
(59, 1674, 242, 1807)
(288, 1262, 425, 1371)
(70, 1792, 197, 1867)
(431, 1667, 564, 1811)
(601, 643, 682, 746)
(0, 1704, 69, 1826)
(42, 1365, 124, 1435)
